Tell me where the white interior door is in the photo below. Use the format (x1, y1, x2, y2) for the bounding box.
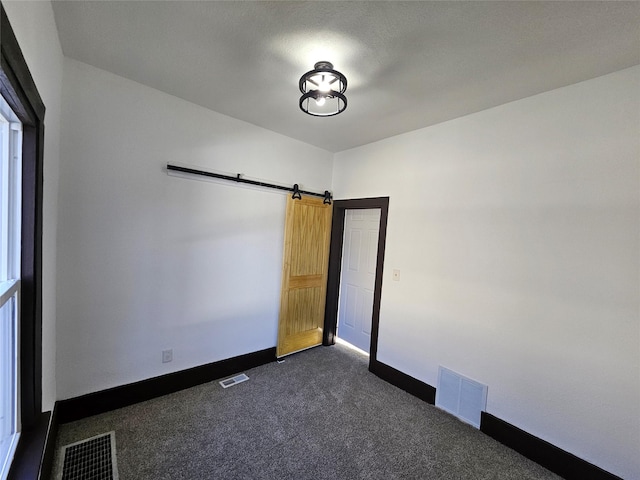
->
(337, 208, 381, 353)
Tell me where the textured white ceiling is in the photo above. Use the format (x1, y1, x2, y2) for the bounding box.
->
(51, 1, 640, 152)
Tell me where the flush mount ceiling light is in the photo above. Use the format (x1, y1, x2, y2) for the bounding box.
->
(299, 61, 347, 117)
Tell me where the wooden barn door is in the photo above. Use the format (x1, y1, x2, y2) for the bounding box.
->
(276, 195, 332, 358)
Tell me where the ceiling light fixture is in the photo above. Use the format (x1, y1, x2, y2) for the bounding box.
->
(299, 61, 347, 117)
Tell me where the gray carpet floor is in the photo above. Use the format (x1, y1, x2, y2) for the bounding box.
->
(51, 343, 561, 479)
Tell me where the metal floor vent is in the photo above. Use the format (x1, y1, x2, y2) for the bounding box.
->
(59, 431, 119, 480)
(219, 373, 249, 388)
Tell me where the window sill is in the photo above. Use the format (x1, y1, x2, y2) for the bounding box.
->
(7, 411, 55, 480)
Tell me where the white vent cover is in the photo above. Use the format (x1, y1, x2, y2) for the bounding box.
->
(219, 373, 249, 388)
(435, 366, 488, 428)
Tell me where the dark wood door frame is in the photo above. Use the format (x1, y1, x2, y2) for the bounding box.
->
(323, 197, 389, 367)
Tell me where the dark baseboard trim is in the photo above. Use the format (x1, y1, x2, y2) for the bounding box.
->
(57, 347, 276, 424)
(369, 358, 436, 405)
(38, 349, 624, 480)
(480, 412, 622, 480)
(369, 360, 621, 479)
(7, 410, 51, 480)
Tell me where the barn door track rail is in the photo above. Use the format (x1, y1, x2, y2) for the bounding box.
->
(166, 163, 332, 204)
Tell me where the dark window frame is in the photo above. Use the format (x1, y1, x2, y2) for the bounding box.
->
(0, 3, 46, 477)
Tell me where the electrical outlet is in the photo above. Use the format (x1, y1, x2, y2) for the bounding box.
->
(162, 349, 173, 363)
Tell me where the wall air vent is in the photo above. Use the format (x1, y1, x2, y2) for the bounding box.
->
(219, 373, 249, 388)
(435, 366, 488, 428)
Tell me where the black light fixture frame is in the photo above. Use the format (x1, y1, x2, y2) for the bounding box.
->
(299, 61, 347, 117)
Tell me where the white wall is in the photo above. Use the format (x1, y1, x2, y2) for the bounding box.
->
(332, 66, 640, 479)
(3, 0, 63, 412)
(57, 58, 333, 399)
(7, 4, 636, 475)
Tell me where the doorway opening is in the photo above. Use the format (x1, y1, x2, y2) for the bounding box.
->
(335, 208, 381, 355)
(324, 197, 389, 369)
(335, 337, 370, 357)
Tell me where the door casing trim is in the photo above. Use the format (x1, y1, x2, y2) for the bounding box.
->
(323, 197, 389, 367)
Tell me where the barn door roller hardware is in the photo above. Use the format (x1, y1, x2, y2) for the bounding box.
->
(166, 163, 332, 204)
